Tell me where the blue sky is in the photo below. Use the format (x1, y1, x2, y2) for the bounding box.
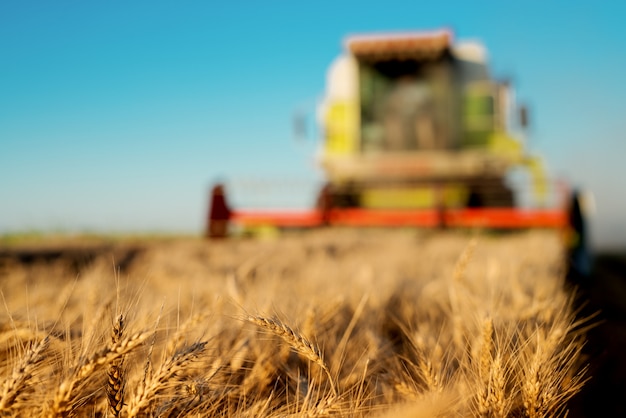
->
(1, 1, 625, 248)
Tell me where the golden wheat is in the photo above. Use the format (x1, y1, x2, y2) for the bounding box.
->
(0, 229, 589, 417)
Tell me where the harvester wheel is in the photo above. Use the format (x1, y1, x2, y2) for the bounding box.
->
(315, 184, 332, 224)
(322, 184, 360, 209)
(333, 191, 360, 208)
(467, 181, 515, 208)
(315, 183, 360, 224)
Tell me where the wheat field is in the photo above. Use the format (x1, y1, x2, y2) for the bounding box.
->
(0, 229, 588, 417)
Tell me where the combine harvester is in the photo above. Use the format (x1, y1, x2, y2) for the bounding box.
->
(207, 29, 588, 269)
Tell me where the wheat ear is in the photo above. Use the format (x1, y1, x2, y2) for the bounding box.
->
(475, 317, 507, 418)
(106, 314, 126, 417)
(126, 341, 207, 418)
(246, 315, 337, 396)
(0, 336, 50, 410)
(48, 330, 148, 418)
(453, 237, 477, 283)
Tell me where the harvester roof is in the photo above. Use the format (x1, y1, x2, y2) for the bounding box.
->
(345, 29, 452, 61)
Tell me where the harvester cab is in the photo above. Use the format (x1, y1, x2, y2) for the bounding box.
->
(207, 29, 583, 252)
(319, 29, 542, 211)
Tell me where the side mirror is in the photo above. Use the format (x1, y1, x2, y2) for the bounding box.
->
(293, 111, 308, 142)
(519, 104, 530, 129)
